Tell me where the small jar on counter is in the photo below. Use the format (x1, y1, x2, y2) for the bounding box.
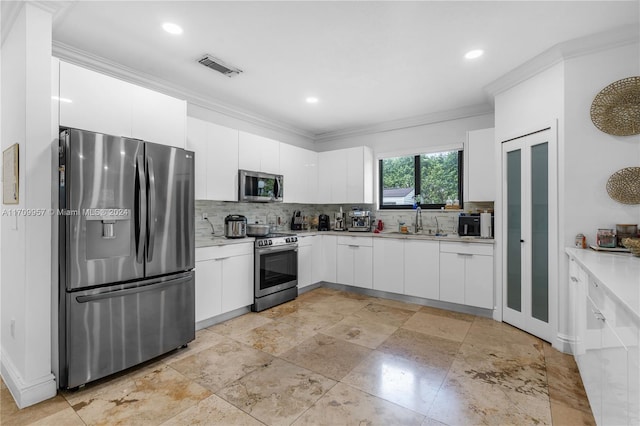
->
(596, 229, 616, 248)
(575, 233, 586, 249)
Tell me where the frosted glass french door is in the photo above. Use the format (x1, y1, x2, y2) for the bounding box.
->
(502, 128, 557, 343)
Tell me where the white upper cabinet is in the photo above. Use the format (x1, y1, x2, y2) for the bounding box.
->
(186, 117, 239, 201)
(131, 85, 186, 147)
(280, 143, 318, 204)
(318, 146, 373, 204)
(59, 61, 186, 148)
(464, 127, 495, 202)
(319, 149, 347, 203)
(59, 61, 133, 138)
(239, 131, 280, 174)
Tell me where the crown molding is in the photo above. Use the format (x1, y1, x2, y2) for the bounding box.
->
(314, 103, 495, 143)
(485, 24, 640, 97)
(52, 41, 317, 140)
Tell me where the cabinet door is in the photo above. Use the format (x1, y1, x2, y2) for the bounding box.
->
(319, 150, 348, 203)
(239, 131, 279, 173)
(207, 123, 239, 201)
(439, 253, 465, 305)
(304, 150, 319, 204)
(580, 296, 604, 424)
(322, 235, 337, 283)
(310, 236, 323, 284)
(59, 61, 133, 138)
(346, 147, 364, 203)
(221, 254, 253, 312)
(373, 239, 404, 294)
(195, 260, 222, 322)
(298, 244, 313, 288)
(131, 85, 186, 147)
(601, 320, 629, 426)
(336, 244, 355, 285)
(186, 117, 208, 199)
(404, 240, 439, 300)
(465, 254, 493, 309)
(353, 246, 373, 289)
(280, 143, 305, 203)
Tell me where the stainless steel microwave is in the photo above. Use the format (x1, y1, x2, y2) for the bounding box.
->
(238, 169, 283, 202)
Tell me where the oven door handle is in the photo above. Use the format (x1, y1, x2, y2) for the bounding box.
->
(256, 245, 298, 255)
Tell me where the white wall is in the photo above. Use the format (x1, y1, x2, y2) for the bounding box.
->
(315, 113, 494, 156)
(0, 3, 57, 408)
(563, 42, 640, 247)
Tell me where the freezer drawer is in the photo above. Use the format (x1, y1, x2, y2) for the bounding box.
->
(62, 272, 195, 389)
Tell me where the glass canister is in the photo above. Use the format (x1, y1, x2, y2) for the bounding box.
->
(575, 233, 586, 249)
(596, 229, 616, 248)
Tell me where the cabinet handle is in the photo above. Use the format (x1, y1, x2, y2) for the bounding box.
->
(457, 253, 473, 256)
(215, 257, 229, 261)
(570, 276, 578, 282)
(348, 245, 359, 248)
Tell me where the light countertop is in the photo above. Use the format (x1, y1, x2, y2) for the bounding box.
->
(196, 235, 255, 248)
(295, 230, 495, 244)
(566, 247, 640, 321)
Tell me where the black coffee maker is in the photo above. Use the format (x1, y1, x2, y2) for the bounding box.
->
(318, 214, 330, 231)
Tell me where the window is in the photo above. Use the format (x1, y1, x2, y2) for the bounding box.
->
(379, 150, 462, 209)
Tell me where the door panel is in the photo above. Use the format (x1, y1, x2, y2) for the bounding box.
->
(145, 143, 195, 277)
(63, 129, 143, 290)
(502, 128, 556, 343)
(64, 272, 195, 389)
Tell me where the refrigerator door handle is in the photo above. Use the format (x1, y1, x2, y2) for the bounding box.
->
(75, 274, 192, 303)
(135, 155, 147, 264)
(146, 155, 157, 262)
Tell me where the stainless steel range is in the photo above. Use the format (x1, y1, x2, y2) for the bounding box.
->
(253, 233, 298, 311)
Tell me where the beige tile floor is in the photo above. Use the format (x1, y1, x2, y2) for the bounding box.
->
(1, 287, 595, 425)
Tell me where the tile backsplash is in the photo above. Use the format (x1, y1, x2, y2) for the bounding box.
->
(195, 200, 493, 238)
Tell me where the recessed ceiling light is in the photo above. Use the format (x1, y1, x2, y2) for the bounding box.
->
(465, 49, 484, 60)
(162, 22, 183, 35)
(306, 97, 319, 104)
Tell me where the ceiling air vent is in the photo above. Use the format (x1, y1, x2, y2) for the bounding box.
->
(198, 54, 242, 77)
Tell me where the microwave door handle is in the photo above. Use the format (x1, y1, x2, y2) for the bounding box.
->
(146, 155, 156, 262)
(135, 155, 146, 264)
(463, 224, 468, 235)
(274, 177, 280, 200)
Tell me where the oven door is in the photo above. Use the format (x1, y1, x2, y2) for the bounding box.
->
(255, 245, 298, 298)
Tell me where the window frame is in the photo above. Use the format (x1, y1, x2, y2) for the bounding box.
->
(378, 150, 463, 210)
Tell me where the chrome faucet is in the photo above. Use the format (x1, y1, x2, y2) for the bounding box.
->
(204, 217, 215, 235)
(414, 207, 423, 233)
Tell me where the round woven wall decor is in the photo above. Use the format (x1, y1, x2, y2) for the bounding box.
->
(590, 76, 640, 136)
(606, 167, 640, 205)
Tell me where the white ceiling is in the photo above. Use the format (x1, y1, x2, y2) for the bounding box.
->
(47, 1, 639, 137)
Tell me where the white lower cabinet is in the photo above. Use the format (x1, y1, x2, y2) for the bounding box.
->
(195, 243, 253, 323)
(439, 242, 493, 309)
(298, 236, 314, 289)
(221, 254, 253, 313)
(321, 235, 337, 283)
(311, 235, 324, 284)
(404, 240, 440, 300)
(195, 259, 222, 322)
(568, 250, 640, 426)
(336, 236, 372, 289)
(373, 239, 404, 294)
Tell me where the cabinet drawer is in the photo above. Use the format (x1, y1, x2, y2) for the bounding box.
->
(337, 235, 373, 247)
(196, 243, 253, 261)
(297, 236, 314, 247)
(439, 242, 493, 256)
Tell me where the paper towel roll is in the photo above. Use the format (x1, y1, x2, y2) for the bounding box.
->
(480, 212, 492, 238)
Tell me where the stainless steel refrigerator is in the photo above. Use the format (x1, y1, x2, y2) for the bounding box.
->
(57, 128, 195, 389)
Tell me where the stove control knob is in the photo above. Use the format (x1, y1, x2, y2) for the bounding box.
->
(293, 237, 298, 242)
(269, 240, 273, 246)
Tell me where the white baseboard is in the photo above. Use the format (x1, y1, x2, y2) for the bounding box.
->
(554, 332, 574, 354)
(1, 350, 57, 409)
